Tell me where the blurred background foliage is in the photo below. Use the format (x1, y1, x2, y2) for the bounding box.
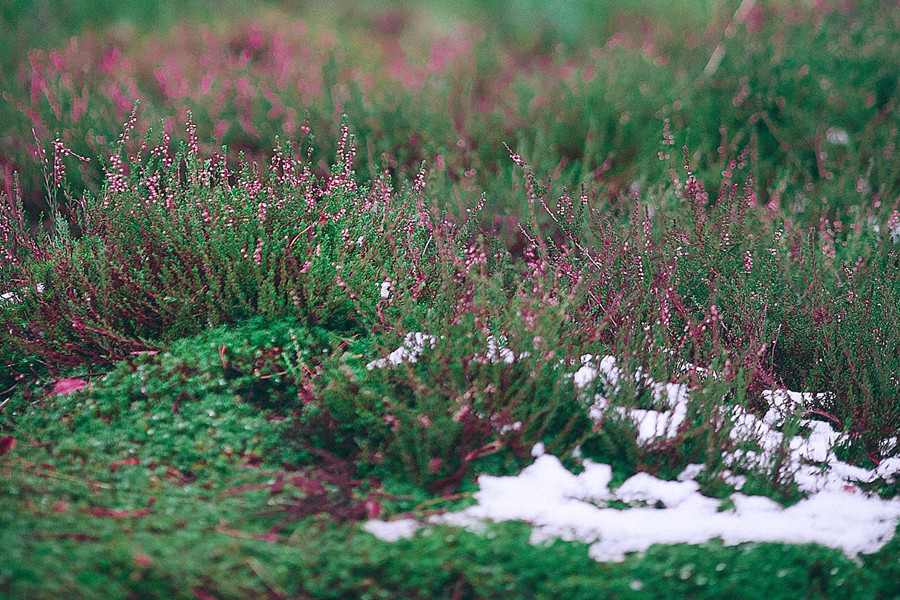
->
(0, 0, 714, 73)
(1, 0, 897, 233)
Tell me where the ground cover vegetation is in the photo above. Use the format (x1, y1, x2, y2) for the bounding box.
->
(1, 0, 899, 597)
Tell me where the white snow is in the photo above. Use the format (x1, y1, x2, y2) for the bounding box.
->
(367, 452, 900, 562)
(366, 332, 436, 370)
(363, 348, 900, 562)
(482, 335, 516, 364)
(0, 282, 44, 305)
(362, 518, 422, 542)
(366, 331, 517, 369)
(579, 354, 691, 445)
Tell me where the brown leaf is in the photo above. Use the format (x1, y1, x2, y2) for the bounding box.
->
(109, 458, 140, 472)
(133, 552, 153, 567)
(463, 439, 504, 462)
(50, 378, 87, 396)
(0, 435, 15, 456)
(192, 589, 219, 600)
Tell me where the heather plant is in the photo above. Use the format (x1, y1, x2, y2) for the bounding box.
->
(507, 137, 899, 464)
(4, 114, 898, 480)
(302, 296, 594, 491)
(0, 117, 442, 366)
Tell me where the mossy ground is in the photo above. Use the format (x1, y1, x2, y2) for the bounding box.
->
(2, 319, 898, 599)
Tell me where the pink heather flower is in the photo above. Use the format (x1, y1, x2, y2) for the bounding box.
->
(887, 209, 900, 243)
(413, 162, 427, 194)
(52, 139, 66, 186)
(821, 228, 836, 264)
(722, 158, 736, 180)
(144, 172, 161, 204)
(106, 154, 128, 194)
(253, 239, 264, 266)
(257, 200, 268, 225)
(329, 121, 357, 193)
(186, 112, 198, 156)
(663, 120, 674, 144)
(887, 209, 900, 231)
(684, 174, 708, 205)
(503, 142, 524, 167)
(118, 107, 138, 147)
(743, 250, 753, 272)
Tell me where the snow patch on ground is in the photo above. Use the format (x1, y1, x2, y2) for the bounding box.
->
(366, 332, 437, 370)
(576, 353, 691, 445)
(0, 282, 44, 304)
(366, 331, 517, 369)
(362, 518, 422, 542)
(367, 452, 900, 562)
(363, 349, 900, 561)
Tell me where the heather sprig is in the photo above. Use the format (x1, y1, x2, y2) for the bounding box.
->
(0, 118, 444, 367)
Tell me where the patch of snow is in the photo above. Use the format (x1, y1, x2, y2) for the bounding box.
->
(367, 331, 516, 369)
(612, 403, 688, 445)
(362, 519, 421, 542)
(758, 389, 835, 427)
(366, 332, 436, 370)
(575, 355, 692, 445)
(498, 420, 523, 435)
(877, 458, 900, 482)
(572, 357, 598, 389)
(481, 335, 515, 364)
(0, 283, 44, 305)
(365, 451, 900, 562)
(677, 464, 705, 482)
(615, 472, 700, 508)
(363, 351, 900, 561)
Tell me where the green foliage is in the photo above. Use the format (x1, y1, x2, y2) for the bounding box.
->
(304, 325, 592, 490)
(1, 1, 899, 596)
(1, 317, 322, 474)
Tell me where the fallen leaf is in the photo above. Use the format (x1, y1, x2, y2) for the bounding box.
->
(0, 435, 15, 456)
(133, 552, 153, 567)
(50, 378, 87, 396)
(463, 439, 504, 462)
(193, 588, 219, 600)
(109, 458, 140, 471)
